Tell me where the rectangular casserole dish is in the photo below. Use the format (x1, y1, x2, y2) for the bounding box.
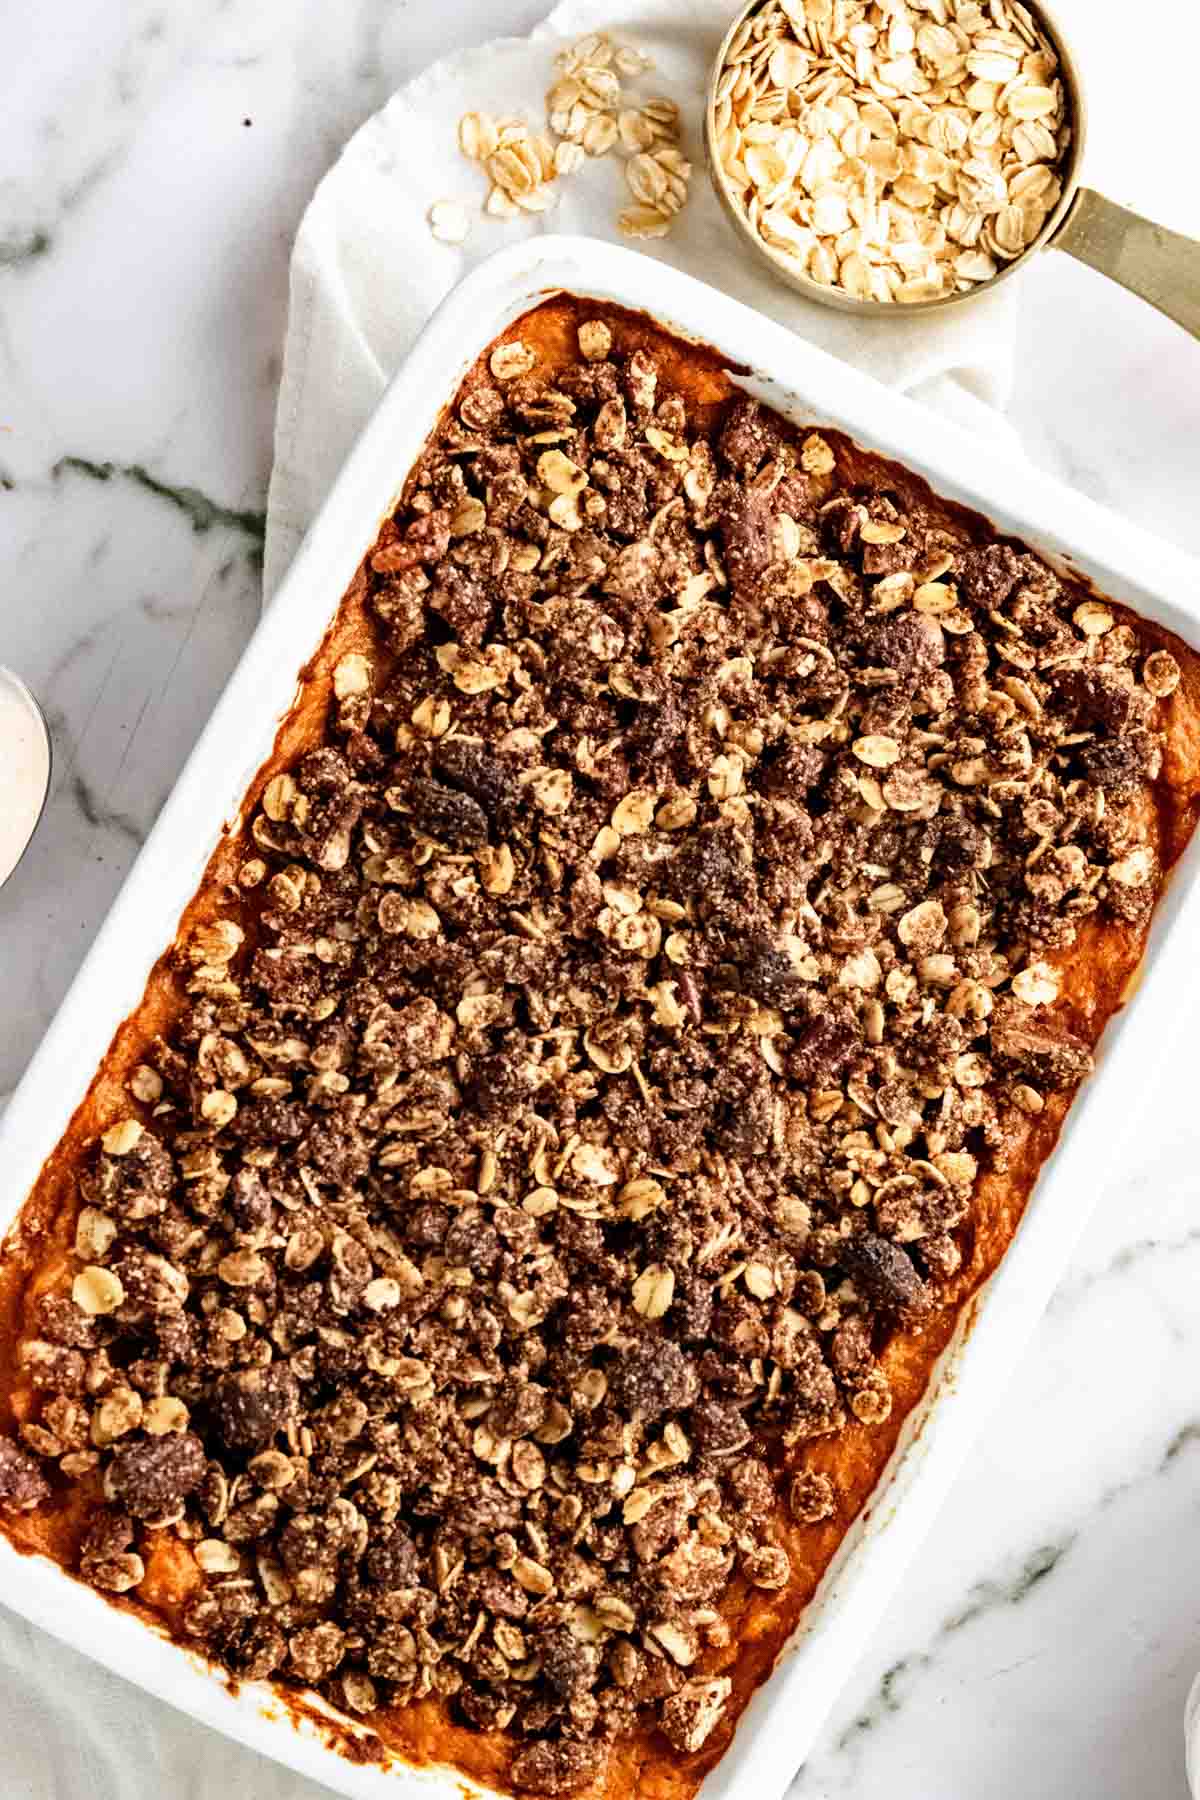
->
(2, 234, 1200, 1800)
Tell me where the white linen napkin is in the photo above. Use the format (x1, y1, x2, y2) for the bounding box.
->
(263, 0, 1028, 602)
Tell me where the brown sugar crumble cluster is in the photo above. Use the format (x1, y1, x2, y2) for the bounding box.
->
(0, 310, 1185, 1798)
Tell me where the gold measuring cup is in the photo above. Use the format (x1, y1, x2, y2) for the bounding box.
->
(705, 0, 1200, 338)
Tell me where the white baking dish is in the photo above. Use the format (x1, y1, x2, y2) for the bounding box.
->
(3, 235, 1200, 1800)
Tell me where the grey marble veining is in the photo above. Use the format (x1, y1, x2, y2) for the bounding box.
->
(1, 4, 1200, 1798)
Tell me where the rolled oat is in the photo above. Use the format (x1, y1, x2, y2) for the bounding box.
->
(439, 31, 692, 245)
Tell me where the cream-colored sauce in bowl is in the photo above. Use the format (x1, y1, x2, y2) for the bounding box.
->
(0, 669, 51, 890)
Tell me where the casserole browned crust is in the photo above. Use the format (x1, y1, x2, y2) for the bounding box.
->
(2, 295, 1199, 1800)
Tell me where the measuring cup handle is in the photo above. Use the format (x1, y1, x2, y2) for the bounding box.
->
(1051, 188, 1200, 341)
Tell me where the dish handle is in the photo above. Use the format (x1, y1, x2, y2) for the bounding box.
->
(1051, 188, 1200, 341)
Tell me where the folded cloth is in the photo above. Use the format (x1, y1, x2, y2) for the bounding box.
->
(263, 0, 1026, 602)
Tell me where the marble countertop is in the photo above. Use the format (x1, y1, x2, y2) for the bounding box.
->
(3, 4, 1200, 1798)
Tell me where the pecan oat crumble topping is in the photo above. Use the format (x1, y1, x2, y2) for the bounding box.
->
(0, 310, 1182, 1797)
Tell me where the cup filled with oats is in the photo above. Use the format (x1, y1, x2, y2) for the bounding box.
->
(705, 0, 1200, 334)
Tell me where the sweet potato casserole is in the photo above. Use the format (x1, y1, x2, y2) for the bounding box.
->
(2, 296, 1198, 1800)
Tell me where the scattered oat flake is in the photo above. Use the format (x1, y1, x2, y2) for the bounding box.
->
(619, 204, 672, 240)
(627, 151, 668, 205)
(453, 31, 689, 241)
(583, 112, 618, 156)
(458, 111, 498, 161)
(428, 200, 470, 245)
(513, 185, 558, 215)
(618, 107, 653, 151)
(614, 44, 652, 76)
